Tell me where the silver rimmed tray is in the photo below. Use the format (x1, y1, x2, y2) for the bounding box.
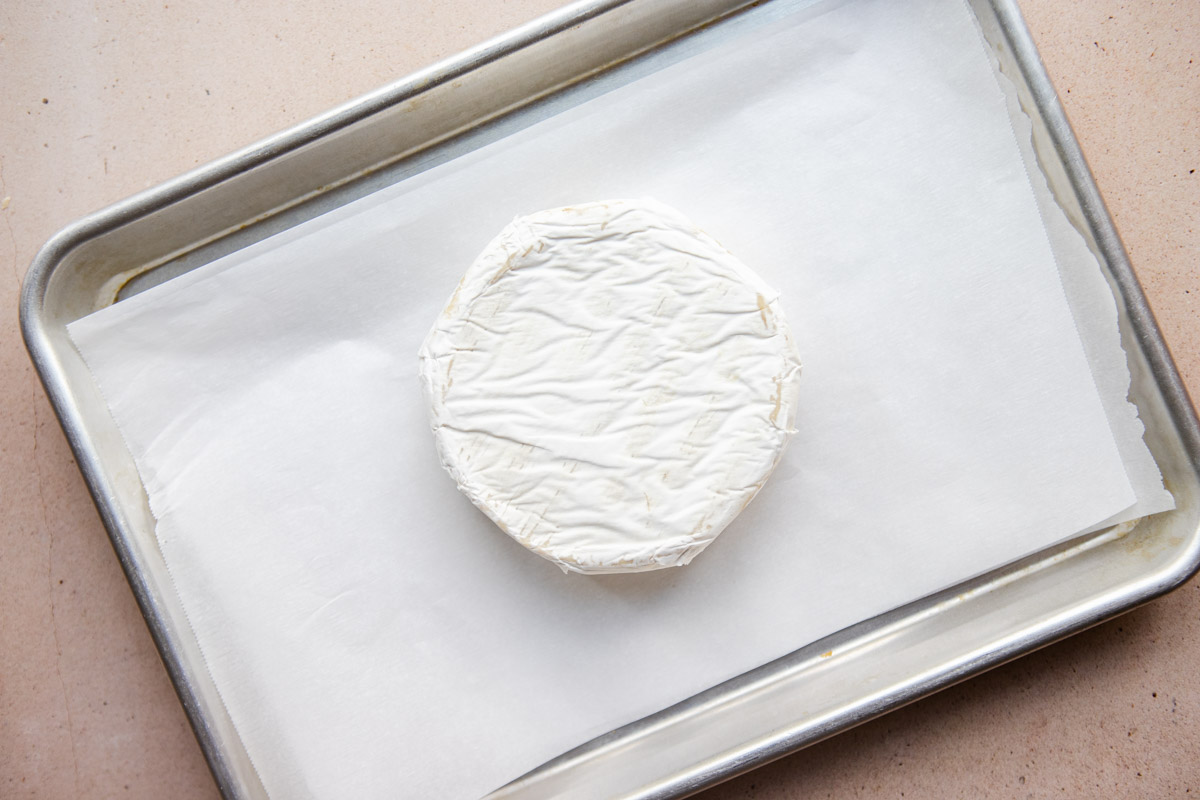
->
(20, 1, 1200, 798)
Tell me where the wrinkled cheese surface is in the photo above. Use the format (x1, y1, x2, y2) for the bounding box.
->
(418, 199, 802, 574)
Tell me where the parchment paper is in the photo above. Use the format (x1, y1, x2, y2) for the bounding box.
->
(69, 0, 1173, 797)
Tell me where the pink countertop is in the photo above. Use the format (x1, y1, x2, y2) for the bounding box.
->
(2, 1, 1196, 797)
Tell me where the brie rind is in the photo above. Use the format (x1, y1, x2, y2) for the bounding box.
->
(418, 199, 801, 574)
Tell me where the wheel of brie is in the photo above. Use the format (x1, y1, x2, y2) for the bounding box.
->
(418, 199, 802, 574)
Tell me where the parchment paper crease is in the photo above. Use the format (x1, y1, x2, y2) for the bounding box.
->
(69, 0, 1173, 796)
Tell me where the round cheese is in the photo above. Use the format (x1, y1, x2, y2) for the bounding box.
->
(418, 199, 802, 574)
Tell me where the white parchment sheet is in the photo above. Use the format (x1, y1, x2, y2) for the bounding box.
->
(70, 0, 1172, 796)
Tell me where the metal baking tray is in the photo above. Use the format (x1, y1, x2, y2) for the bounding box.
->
(20, 0, 1200, 797)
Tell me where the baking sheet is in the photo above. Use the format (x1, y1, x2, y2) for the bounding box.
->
(67, 0, 1172, 797)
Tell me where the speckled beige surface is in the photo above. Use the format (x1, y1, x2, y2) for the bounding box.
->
(0, 1, 1195, 797)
